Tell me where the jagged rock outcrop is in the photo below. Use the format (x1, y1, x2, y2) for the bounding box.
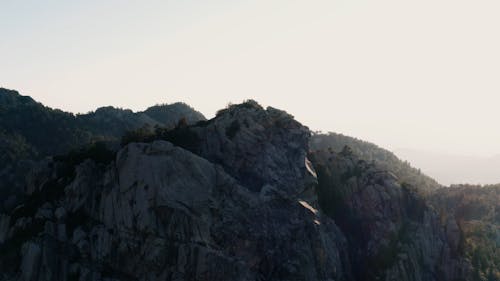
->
(0, 88, 205, 220)
(0, 99, 489, 281)
(0, 103, 350, 281)
(309, 148, 472, 281)
(190, 101, 316, 198)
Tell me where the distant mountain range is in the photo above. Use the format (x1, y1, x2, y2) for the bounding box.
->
(0, 88, 498, 281)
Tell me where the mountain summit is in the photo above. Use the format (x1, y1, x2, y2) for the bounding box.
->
(0, 91, 498, 281)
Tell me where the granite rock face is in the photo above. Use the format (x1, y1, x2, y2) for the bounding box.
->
(191, 101, 316, 198)
(0, 88, 206, 218)
(0, 101, 477, 281)
(0, 102, 350, 281)
(309, 148, 471, 281)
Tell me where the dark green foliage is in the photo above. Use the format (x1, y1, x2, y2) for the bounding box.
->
(311, 148, 438, 280)
(367, 222, 414, 279)
(340, 145, 353, 157)
(158, 126, 200, 152)
(9, 167, 73, 224)
(431, 185, 500, 279)
(77, 106, 147, 138)
(311, 153, 367, 239)
(0, 88, 205, 166)
(312, 148, 371, 219)
(144, 103, 205, 126)
(0, 162, 75, 274)
(0, 89, 91, 157)
(54, 142, 116, 167)
(0, 88, 206, 216)
(340, 161, 365, 182)
(120, 125, 156, 146)
(311, 132, 441, 192)
(121, 123, 201, 153)
(216, 100, 263, 117)
(0, 130, 37, 166)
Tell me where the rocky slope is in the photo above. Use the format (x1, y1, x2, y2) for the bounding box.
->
(0, 88, 205, 217)
(0, 97, 496, 281)
(431, 185, 500, 280)
(0, 101, 351, 281)
(309, 147, 472, 281)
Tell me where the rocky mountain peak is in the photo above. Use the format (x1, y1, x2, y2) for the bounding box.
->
(0, 94, 496, 281)
(189, 100, 316, 200)
(0, 122, 347, 280)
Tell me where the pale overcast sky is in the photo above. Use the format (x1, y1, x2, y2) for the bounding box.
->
(1, 0, 500, 158)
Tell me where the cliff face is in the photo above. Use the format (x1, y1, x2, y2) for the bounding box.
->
(0, 102, 350, 281)
(0, 88, 205, 219)
(309, 149, 471, 281)
(0, 99, 490, 281)
(190, 101, 316, 197)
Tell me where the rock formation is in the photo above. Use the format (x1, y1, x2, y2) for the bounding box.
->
(0, 102, 349, 281)
(0, 97, 496, 281)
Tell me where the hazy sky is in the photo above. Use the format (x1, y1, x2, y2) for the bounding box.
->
(2, 0, 500, 158)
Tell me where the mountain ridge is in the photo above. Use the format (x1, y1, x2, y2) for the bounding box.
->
(0, 87, 205, 158)
(0, 90, 498, 281)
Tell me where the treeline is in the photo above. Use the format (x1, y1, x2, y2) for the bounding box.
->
(310, 132, 441, 192)
(0, 88, 205, 161)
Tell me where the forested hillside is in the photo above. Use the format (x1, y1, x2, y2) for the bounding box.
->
(311, 132, 441, 192)
(0, 88, 205, 160)
(0, 93, 498, 281)
(431, 185, 500, 280)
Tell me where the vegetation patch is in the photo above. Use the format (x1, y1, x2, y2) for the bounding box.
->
(54, 141, 116, 167)
(215, 100, 263, 117)
(121, 123, 201, 154)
